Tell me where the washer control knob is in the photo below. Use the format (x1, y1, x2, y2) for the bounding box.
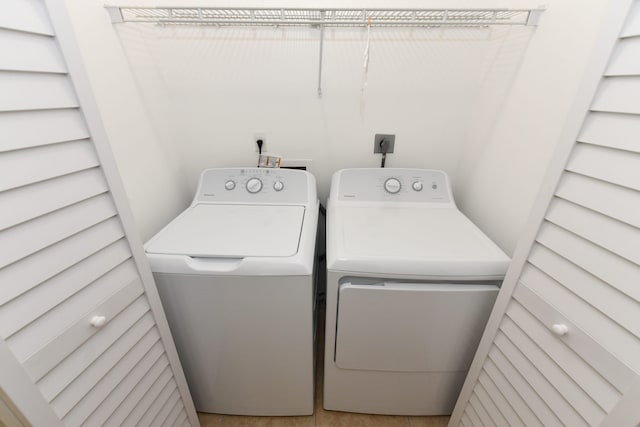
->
(412, 181, 423, 192)
(224, 180, 236, 190)
(384, 178, 402, 194)
(246, 178, 263, 194)
(273, 181, 284, 192)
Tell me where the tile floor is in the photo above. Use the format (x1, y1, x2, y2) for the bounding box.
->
(197, 302, 450, 427)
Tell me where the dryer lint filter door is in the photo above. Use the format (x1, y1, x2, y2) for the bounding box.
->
(146, 204, 305, 258)
(335, 282, 499, 372)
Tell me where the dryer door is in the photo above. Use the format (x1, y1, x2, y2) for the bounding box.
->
(335, 281, 498, 372)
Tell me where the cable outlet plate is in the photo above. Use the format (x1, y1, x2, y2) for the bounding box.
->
(254, 133, 267, 152)
(280, 158, 313, 173)
(374, 134, 395, 153)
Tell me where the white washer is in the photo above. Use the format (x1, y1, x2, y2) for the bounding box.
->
(146, 168, 318, 416)
(324, 168, 509, 415)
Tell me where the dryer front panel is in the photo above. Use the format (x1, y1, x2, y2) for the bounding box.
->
(335, 280, 498, 372)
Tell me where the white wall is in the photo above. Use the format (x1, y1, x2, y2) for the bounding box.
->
(455, 0, 618, 254)
(115, 22, 532, 204)
(61, 0, 192, 241)
(70, 0, 616, 254)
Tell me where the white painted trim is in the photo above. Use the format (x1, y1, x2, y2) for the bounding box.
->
(448, 1, 635, 425)
(41, 1, 199, 425)
(600, 378, 640, 427)
(0, 340, 62, 427)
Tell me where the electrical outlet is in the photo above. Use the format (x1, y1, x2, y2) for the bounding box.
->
(254, 133, 267, 152)
(374, 134, 395, 153)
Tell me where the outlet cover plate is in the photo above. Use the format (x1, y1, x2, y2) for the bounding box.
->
(374, 134, 395, 153)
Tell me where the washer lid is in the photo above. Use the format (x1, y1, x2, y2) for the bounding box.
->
(146, 204, 305, 258)
(328, 206, 509, 277)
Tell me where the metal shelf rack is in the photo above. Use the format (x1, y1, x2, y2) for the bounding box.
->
(106, 6, 544, 96)
(106, 7, 543, 27)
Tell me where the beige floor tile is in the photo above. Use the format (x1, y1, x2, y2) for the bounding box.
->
(315, 408, 410, 427)
(198, 412, 224, 427)
(220, 414, 314, 427)
(408, 415, 450, 427)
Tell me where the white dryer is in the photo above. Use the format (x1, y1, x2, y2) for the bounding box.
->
(146, 168, 318, 416)
(324, 168, 509, 415)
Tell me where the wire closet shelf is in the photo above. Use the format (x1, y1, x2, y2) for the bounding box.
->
(106, 7, 543, 27)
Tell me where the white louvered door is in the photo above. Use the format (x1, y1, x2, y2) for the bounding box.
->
(0, 0, 198, 426)
(450, 1, 640, 426)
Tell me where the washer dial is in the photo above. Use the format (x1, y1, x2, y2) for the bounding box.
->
(224, 180, 236, 190)
(384, 178, 402, 194)
(246, 177, 263, 194)
(273, 181, 284, 192)
(412, 181, 423, 192)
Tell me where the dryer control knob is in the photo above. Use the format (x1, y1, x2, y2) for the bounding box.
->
(273, 181, 284, 192)
(225, 180, 236, 190)
(412, 181, 423, 192)
(246, 178, 263, 194)
(384, 178, 402, 194)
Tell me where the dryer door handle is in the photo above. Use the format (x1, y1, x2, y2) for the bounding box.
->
(340, 281, 499, 292)
(186, 257, 243, 273)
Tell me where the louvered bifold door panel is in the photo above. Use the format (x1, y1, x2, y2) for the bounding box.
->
(451, 1, 640, 425)
(0, 0, 194, 425)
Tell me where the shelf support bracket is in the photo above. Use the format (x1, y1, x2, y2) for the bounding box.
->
(526, 9, 545, 26)
(105, 6, 123, 23)
(317, 12, 325, 97)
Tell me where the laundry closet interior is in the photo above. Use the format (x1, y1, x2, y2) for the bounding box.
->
(1, 0, 639, 426)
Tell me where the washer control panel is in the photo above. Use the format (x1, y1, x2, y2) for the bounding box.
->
(335, 168, 453, 204)
(196, 168, 309, 204)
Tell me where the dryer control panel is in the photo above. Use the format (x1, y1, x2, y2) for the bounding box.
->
(195, 168, 314, 205)
(333, 168, 454, 204)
